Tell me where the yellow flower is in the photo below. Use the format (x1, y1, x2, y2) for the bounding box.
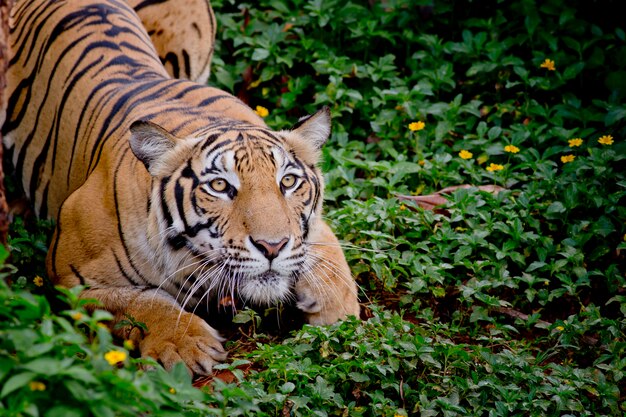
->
(568, 138, 583, 147)
(486, 163, 504, 172)
(169, 388, 176, 394)
(560, 154, 575, 163)
(29, 381, 46, 391)
(123, 339, 135, 351)
(458, 150, 473, 159)
(504, 145, 520, 154)
(555, 326, 564, 331)
(33, 276, 44, 287)
(104, 350, 127, 366)
(71, 312, 83, 321)
(540, 58, 556, 71)
(399, 204, 406, 211)
(598, 135, 613, 145)
(408, 121, 425, 131)
(254, 105, 269, 118)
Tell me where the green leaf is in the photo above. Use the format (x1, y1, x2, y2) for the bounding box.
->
(545, 201, 566, 218)
(591, 216, 615, 237)
(45, 406, 84, 417)
(251, 48, 270, 61)
(487, 126, 502, 140)
(454, 246, 473, 263)
(348, 372, 371, 383)
(0, 372, 35, 398)
(22, 357, 72, 375)
(563, 62, 585, 80)
(605, 106, 626, 126)
(281, 382, 296, 393)
(0, 244, 9, 264)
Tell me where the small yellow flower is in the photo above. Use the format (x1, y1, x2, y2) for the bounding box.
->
(568, 138, 583, 147)
(169, 388, 176, 394)
(555, 326, 565, 331)
(399, 204, 406, 211)
(104, 350, 127, 366)
(540, 58, 556, 71)
(458, 150, 473, 159)
(561, 154, 575, 163)
(254, 105, 269, 118)
(33, 276, 44, 287)
(408, 121, 426, 131)
(418, 159, 425, 166)
(123, 339, 135, 351)
(598, 135, 613, 145)
(544, 280, 549, 286)
(504, 145, 520, 154)
(29, 381, 46, 391)
(71, 312, 83, 321)
(486, 163, 504, 172)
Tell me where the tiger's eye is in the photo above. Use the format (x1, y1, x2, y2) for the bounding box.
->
(209, 178, 228, 192)
(281, 174, 297, 189)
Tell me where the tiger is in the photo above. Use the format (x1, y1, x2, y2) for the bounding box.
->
(1, 0, 360, 375)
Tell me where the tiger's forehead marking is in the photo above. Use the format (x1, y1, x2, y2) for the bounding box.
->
(197, 131, 295, 187)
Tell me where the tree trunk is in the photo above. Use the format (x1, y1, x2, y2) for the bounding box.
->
(0, 0, 12, 248)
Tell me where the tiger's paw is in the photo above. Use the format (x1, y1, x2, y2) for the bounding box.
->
(295, 279, 360, 326)
(139, 313, 227, 376)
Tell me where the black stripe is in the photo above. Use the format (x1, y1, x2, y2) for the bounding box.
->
(198, 94, 232, 107)
(39, 183, 50, 219)
(161, 52, 180, 78)
(168, 235, 188, 250)
(301, 213, 310, 240)
(70, 264, 86, 285)
(113, 149, 150, 284)
(174, 179, 189, 230)
(114, 254, 143, 286)
(160, 176, 174, 227)
(185, 221, 215, 238)
(132, 0, 169, 12)
(182, 50, 191, 78)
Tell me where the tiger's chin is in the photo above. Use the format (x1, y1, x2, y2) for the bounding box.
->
(237, 271, 294, 306)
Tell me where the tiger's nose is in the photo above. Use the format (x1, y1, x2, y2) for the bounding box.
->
(250, 237, 289, 261)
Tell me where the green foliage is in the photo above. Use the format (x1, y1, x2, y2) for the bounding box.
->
(2, 0, 626, 415)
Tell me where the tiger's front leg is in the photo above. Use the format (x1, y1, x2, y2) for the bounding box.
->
(295, 220, 360, 325)
(80, 286, 228, 375)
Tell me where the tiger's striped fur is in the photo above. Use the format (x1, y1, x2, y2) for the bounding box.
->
(2, 0, 359, 374)
(129, 0, 216, 83)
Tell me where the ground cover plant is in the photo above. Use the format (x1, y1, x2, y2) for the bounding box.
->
(1, 0, 625, 415)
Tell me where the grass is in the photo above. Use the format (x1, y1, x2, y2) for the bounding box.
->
(2, 0, 625, 415)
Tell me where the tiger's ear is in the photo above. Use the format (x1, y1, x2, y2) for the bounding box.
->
(283, 107, 331, 165)
(129, 120, 179, 176)
(292, 106, 331, 150)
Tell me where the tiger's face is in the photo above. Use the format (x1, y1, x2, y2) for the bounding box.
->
(130, 109, 330, 308)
